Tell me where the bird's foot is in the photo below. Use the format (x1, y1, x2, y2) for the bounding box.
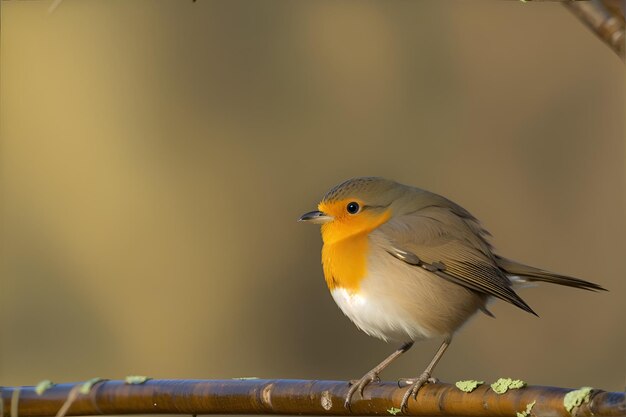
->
(399, 372, 436, 411)
(344, 370, 380, 409)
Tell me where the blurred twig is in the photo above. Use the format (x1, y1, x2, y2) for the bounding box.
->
(0, 379, 624, 416)
(563, 0, 625, 60)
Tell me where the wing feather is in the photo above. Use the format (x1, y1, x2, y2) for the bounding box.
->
(378, 208, 537, 316)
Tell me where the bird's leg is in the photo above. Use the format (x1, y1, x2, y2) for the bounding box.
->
(399, 339, 451, 412)
(344, 341, 414, 409)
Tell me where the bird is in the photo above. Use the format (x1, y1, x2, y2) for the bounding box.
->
(298, 177, 605, 411)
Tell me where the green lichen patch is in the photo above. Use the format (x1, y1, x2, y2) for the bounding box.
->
(125, 376, 150, 385)
(35, 380, 55, 395)
(516, 400, 536, 417)
(490, 378, 526, 394)
(455, 380, 484, 393)
(79, 377, 104, 394)
(387, 407, 402, 415)
(564, 387, 593, 413)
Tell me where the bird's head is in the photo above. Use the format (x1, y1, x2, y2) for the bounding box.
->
(299, 177, 408, 245)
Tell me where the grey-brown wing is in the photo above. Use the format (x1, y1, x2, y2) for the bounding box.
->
(378, 209, 537, 316)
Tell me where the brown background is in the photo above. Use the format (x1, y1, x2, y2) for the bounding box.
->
(1, 0, 624, 392)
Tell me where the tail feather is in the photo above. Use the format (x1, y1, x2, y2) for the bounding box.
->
(496, 257, 607, 292)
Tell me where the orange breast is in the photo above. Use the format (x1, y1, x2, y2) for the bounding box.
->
(319, 206, 391, 292)
(322, 232, 369, 291)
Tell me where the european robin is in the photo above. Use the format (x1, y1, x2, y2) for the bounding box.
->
(299, 177, 605, 411)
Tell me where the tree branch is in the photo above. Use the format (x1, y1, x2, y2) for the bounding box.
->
(0, 379, 623, 417)
(563, 0, 625, 61)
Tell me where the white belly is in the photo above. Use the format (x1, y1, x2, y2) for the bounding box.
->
(329, 231, 486, 342)
(331, 286, 433, 343)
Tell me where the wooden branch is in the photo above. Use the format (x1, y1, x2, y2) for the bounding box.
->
(0, 379, 624, 417)
(563, 0, 625, 60)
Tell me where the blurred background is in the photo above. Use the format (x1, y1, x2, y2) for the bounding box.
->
(1, 0, 624, 393)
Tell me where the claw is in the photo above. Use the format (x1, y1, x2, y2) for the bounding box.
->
(360, 373, 380, 396)
(344, 371, 379, 410)
(343, 398, 352, 412)
(399, 372, 435, 411)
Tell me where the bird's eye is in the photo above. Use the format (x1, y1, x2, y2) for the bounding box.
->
(346, 202, 360, 214)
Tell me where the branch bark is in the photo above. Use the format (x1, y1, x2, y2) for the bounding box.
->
(563, 0, 625, 60)
(0, 379, 624, 417)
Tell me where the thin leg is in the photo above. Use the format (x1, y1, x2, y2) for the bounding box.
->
(399, 338, 451, 411)
(344, 341, 414, 409)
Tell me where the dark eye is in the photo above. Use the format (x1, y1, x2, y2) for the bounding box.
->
(346, 202, 360, 214)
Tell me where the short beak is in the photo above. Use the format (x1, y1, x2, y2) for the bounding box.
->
(298, 210, 333, 224)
